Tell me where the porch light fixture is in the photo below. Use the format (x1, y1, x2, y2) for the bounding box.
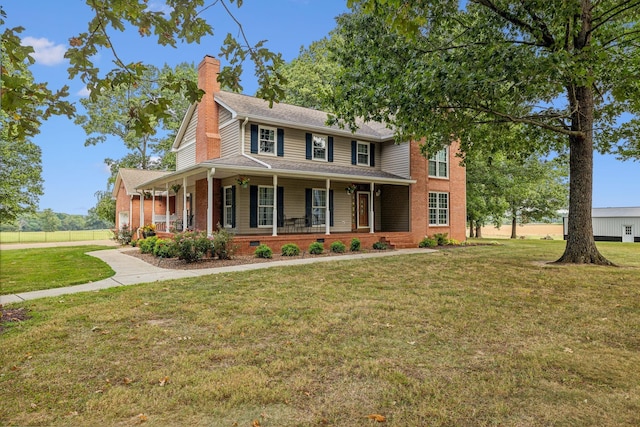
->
(376, 188, 381, 197)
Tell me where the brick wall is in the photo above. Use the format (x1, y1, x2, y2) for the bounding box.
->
(410, 140, 467, 242)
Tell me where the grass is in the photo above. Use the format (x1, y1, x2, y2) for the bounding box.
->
(0, 229, 112, 244)
(0, 246, 115, 295)
(1, 240, 639, 426)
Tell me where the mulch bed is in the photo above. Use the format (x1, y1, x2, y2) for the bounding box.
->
(124, 247, 379, 270)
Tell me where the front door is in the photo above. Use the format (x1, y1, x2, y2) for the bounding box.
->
(357, 192, 369, 229)
(622, 225, 634, 242)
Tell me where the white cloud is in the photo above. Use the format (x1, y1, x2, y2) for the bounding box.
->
(77, 86, 91, 97)
(21, 36, 67, 66)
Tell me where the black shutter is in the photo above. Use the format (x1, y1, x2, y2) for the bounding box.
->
(250, 124, 258, 154)
(231, 186, 236, 228)
(351, 140, 357, 165)
(249, 185, 258, 228)
(370, 143, 375, 167)
(329, 189, 334, 226)
(305, 188, 312, 227)
(277, 186, 284, 227)
(328, 136, 334, 162)
(305, 133, 312, 160)
(277, 128, 284, 157)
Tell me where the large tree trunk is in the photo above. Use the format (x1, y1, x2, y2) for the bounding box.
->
(475, 223, 482, 238)
(469, 221, 475, 238)
(510, 216, 517, 239)
(556, 85, 612, 265)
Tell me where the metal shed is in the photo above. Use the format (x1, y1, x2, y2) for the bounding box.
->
(563, 207, 640, 242)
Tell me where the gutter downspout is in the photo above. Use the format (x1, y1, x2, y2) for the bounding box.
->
(240, 117, 272, 169)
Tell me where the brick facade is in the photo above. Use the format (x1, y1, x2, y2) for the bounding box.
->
(410, 140, 467, 242)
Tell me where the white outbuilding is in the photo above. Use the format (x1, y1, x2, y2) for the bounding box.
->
(563, 207, 640, 243)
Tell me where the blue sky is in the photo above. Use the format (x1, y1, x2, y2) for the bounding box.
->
(4, 0, 639, 215)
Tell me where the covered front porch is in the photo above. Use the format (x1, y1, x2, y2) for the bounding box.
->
(137, 157, 417, 253)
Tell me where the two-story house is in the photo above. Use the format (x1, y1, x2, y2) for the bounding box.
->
(114, 55, 466, 254)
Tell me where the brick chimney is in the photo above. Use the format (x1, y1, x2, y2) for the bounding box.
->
(196, 55, 221, 162)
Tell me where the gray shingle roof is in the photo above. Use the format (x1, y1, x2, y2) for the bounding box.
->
(117, 168, 171, 195)
(215, 91, 395, 140)
(202, 155, 410, 182)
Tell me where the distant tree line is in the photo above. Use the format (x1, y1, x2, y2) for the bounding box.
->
(0, 208, 113, 232)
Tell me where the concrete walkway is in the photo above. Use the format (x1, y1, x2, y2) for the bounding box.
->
(1, 246, 431, 304)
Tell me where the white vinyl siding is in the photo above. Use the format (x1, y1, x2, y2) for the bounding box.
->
(176, 141, 196, 170)
(381, 141, 409, 178)
(219, 107, 232, 124)
(241, 125, 382, 171)
(220, 120, 240, 157)
(183, 105, 198, 143)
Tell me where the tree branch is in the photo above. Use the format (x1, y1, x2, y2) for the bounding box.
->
(447, 104, 584, 136)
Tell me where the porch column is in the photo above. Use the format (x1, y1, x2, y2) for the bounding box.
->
(369, 182, 375, 234)
(151, 190, 156, 225)
(325, 178, 331, 235)
(165, 183, 170, 231)
(207, 169, 214, 236)
(140, 191, 145, 230)
(272, 174, 278, 236)
(182, 176, 188, 231)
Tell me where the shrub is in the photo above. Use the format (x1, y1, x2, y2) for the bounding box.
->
(330, 241, 346, 253)
(153, 239, 177, 258)
(350, 238, 361, 252)
(446, 238, 461, 246)
(139, 236, 159, 254)
(419, 236, 438, 248)
(112, 224, 132, 245)
(173, 231, 212, 263)
(433, 233, 449, 246)
(281, 243, 301, 256)
(254, 244, 273, 259)
(309, 242, 324, 255)
(211, 226, 236, 260)
(372, 241, 388, 250)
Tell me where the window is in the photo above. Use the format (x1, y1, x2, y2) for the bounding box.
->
(312, 135, 327, 161)
(312, 189, 327, 226)
(429, 192, 449, 225)
(223, 186, 233, 228)
(258, 186, 274, 227)
(259, 126, 276, 155)
(625, 225, 632, 235)
(429, 148, 448, 178)
(357, 142, 369, 165)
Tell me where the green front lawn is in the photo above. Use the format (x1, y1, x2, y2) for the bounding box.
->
(1, 240, 639, 426)
(0, 246, 115, 295)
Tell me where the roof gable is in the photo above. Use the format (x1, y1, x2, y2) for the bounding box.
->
(113, 168, 172, 197)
